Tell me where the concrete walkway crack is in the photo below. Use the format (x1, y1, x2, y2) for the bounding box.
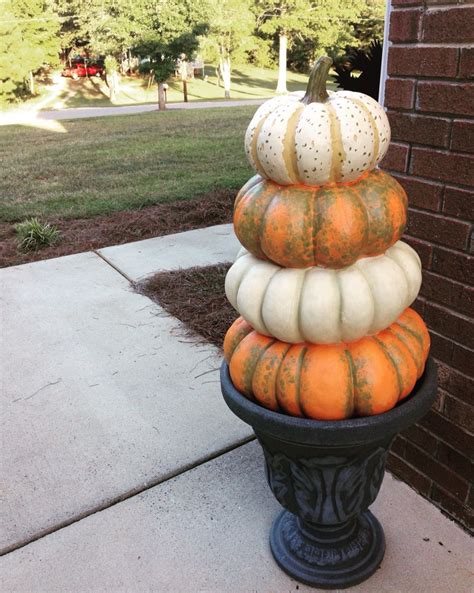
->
(0, 435, 256, 557)
(93, 250, 133, 283)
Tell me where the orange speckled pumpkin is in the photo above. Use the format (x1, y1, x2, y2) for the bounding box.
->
(234, 169, 407, 269)
(224, 309, 430, 421)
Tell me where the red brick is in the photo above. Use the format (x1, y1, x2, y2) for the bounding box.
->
(437, 361, 474, 405)
(407, 209, 470, 250)
(410, 147, 474, 186)
(388, 111, 450, 148)
(431, 246, 474, 283)
(387, 453, 432, 496)
(390, 8, 423, 42)
(384, 78, 415, 110)
(417, 81, 474, 117)
(429, 331, 454, 365)
(393, 175, 442, 212)
(426, 0, 470, 3)
(420, 410, 474, 454)
(403, 236, 433, 267)
(421, 271, 474, 316)
(444, 394, 474, 434)
(388, 46, 458, 78)
(423, 6, 474, 43)
(404, 441, 469, 500)
(451, 343, 474, 377)
(436, 441, 474, 483)
(411, 296, 425, 317)
(425, 301, 474, 349)
(431, 485, 473, 529)
(380, 142, 410, 172)
(450, 120, 474, 153)
(443, 186, 474, 220)
(402, 423, 438, 452)
(392, 0, 423, 5)
(458, 48, 474, 79)
(433, 388, 446, 413)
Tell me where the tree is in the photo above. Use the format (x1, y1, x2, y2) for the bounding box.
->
(136, 31, 201, 110)
(352, 0, 385, 49)
(201, 0, 256, 99)
(0, 0, 60, 102)
(257, 0, 369, 84)
(256, 0, 315, 93)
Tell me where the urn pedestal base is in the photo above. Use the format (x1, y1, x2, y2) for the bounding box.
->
(220, 358, 437, 590)
(270, 510, 384, 589)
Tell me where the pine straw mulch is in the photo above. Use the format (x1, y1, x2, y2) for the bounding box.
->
(137, 263, 237, 350)
(0, 189, 235, 268)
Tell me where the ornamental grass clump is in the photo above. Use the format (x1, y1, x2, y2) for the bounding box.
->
(15, 218, 60, 251)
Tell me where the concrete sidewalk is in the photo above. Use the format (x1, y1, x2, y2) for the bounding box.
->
(0, 98, 264, 125)
(1, 224, 471, 592)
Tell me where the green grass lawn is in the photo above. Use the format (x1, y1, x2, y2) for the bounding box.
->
(13, 65, 335, 111)
(0, 106, 258, 223)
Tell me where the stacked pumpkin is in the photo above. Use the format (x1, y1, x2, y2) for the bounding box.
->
(223, 56, 430, 421)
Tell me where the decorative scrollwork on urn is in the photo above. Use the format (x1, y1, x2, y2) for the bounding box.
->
(262, 444, 389, 525)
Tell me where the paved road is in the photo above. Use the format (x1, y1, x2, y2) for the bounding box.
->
(0, 98, 265, 125)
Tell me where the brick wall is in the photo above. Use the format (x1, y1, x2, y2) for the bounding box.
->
(381, 0, 473, 531)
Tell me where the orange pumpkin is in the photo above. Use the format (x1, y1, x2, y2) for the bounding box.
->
(234, 169, 407, 269)
(224, 309, 430, 421)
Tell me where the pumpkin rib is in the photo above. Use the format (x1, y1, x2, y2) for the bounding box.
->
(251, 113, 273, 178)
(351, 97, 380, 171)
(349, 262, 377, 338)
(271, 342, 293, 412)
(373, 336, 404, 400)
(233, 332, 276, 397)
(283, 105, 305, 184)
(325, 101, 344, 182)
(350, 184, 371, 252)
(295, 345, 313, 418)
(223, 317, 253, 362)
(334, 269, 345, 343)
(252, 340, 290, 411)
(259, 191, 281, 263)
(389, 325, 423, 376)
(344, 347, 356, 418)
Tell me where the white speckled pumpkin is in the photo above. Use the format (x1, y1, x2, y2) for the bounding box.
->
(225, 241, 421, 344)
(245, 56, 391, 186)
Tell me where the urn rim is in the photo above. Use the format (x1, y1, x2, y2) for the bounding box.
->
(220, 357, 437, 446)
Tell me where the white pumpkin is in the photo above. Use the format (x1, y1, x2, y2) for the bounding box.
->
(245, 56, 391, 186)
(225, 241, 421, 344)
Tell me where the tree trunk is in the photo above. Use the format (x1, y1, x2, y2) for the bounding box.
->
(158, 82, 166, 110)
(29, 71, 35, 95)
(276, 32, 288, 94)
(220, 58, 231, 99)
(183, 79, 188, 102)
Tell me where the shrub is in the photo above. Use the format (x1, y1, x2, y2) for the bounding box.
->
(14, 218, 60, 251)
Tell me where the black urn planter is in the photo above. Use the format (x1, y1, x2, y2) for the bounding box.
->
(220, 357, 437, 590)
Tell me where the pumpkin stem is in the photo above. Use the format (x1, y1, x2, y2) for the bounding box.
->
(301, 56, 333, 105)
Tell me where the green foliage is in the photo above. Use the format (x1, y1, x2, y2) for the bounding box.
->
(256, 0, 315, 43)
(15, 218, 60, 251)
(288, 0, 385, 72)
(104, 56, 119, 74)
(0, 0, 60, 102)
(353, 0, 385, 48)
(246, 37, 274, 68)
(200, 0, 257, 65)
